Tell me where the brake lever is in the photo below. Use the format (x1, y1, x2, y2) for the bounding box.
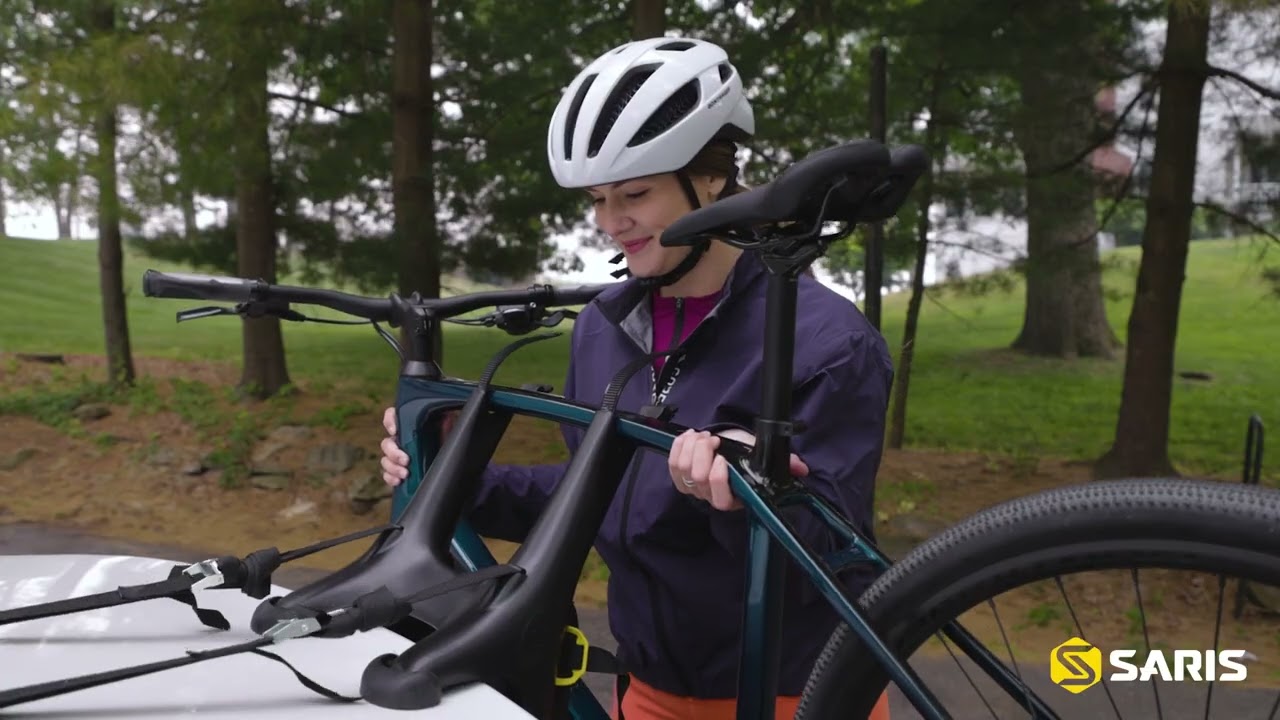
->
(174, 301, 306, 324)
(176, 306, 238, 323)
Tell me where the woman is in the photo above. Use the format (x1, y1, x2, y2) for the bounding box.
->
(381, 37, 893, 720)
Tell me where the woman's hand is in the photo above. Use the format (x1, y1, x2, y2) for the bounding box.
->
(380, 407, 456, 487)
(668, 429, 809, 511)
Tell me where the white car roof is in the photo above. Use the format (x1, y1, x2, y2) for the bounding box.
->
(0, 553, 536, 718)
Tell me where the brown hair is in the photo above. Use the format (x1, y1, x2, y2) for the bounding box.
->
(681, 140, 747, 200)
(683, 139, 818, 277)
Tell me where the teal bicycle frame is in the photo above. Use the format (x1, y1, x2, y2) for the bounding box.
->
(385, 341, 1053, 720)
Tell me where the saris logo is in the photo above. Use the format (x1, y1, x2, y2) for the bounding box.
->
(1050, 637, 1248, 693)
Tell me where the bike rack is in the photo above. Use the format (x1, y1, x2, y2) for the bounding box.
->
(1233, 414, 1266, 619)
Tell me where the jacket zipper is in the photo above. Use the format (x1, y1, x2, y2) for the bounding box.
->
(616, 295, 693, 693)
(652, 297, 685, 401)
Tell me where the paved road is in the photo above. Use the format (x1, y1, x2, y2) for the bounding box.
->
(5, 522, 1279, 718)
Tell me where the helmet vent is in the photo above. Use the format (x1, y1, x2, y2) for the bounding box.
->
(588, 64, 659, 158)
(655, 40, 696, 51)
(718, 62, 733, 82)
(628, 79, 699, 148)
(563, 74, 597, 160)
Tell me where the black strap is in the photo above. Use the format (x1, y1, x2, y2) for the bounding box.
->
(0, 636, 273, 708)
(317, 563, 525, 638)
(0, 524, 400, 629)
(616, 673, 632, 720)
(0, 565, 229, 630)
(249, 649, 362, 702)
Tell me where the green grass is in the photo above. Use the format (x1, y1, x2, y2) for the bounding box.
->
(0, 237, 574, 399)
(1, 234, 1277, 480)
(875, 238, 1280, 479)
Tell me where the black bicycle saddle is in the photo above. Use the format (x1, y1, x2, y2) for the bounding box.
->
(661, 139, 928, 247)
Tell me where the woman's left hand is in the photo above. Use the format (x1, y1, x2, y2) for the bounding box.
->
(668, 429, 809, 511)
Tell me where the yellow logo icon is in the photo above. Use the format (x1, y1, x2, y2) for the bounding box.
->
(1051, 637, 1102, 693)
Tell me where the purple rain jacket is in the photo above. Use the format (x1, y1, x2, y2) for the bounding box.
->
(467, 250, 894, 698)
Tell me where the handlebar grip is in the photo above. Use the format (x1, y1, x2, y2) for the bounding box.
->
(142, 270, 264, 302)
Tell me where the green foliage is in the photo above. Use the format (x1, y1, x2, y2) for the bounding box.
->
(5, 235, 1278, 481)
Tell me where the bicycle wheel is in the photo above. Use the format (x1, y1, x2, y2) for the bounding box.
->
(797, 478, 1280, 719)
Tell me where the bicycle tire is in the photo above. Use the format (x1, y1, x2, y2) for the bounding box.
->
(796, 478, 1280, 718)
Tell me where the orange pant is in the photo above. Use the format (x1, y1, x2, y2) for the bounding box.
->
(611, 674, 891, 720)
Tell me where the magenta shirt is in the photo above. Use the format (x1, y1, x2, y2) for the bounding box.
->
(651, 289, 722, 374)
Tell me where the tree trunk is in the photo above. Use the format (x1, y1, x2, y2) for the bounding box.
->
(888, 67, 945, 450)
(231, 18, 290, 399)
(1096, 0, 1212, 479)
(392, 0, 441, 364)
(54, 191, 70, 240)
(0, 145, 8, 235)
(68, 132, 83, 240)
(632, 0, 665, 39)
(181, 184, 198, 240)
(1010, 7, 1120, 359)
(92, 0, 134, 389)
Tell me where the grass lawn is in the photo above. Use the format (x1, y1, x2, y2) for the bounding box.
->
(2, 234, 1277, 480)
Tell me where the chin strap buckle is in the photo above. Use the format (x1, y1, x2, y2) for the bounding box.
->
(609, 252, 631, 279)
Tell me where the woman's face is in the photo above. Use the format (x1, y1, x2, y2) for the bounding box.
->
(587, 173, 716, 279)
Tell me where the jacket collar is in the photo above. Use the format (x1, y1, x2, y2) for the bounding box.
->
(592, 249, 767, 330)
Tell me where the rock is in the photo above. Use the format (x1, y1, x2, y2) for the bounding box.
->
(267, 425, 313, 443)
(252, 474, 291, 491)
(348, 473, 392, 515)
(0, 448, 37, 471)
(278, 498, 318, 521)
(252, 462, 293, 478)
(180, 460, 206, 476)
(252, 441, 289, 464)
(306, 444, 365, 474)
(73, 403, 111, 421)
(146, 447, 180, 467)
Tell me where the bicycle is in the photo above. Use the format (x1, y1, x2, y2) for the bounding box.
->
(4, 137, 1280, 720)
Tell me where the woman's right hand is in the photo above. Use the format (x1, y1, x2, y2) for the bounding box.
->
(380, 407, 410, 487)
(380, 406, 457, 487)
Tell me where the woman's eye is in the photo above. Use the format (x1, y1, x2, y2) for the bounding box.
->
(589, 197, 604, 206)
(625, 189, 649, 200)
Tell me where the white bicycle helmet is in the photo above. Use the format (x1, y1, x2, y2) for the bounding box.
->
(547, 37, 754, 189)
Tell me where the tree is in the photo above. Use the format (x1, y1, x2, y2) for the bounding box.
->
(391, 0, 441, 361)
(91, 0, 135, 388)
(1008, 0, 1134, 359)
(888, 62, 948, 450)
(1096, 0, 1214, 478)
(228, 0, 291, 398)
(633, 0, 665, 38)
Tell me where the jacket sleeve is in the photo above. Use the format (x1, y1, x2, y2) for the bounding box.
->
(701, 329, 893, 595)
(464, 329, 585, 544)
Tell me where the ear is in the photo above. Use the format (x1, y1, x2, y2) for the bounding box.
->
(702, 175, 727, 202)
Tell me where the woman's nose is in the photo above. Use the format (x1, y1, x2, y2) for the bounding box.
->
(595, 203, 634, 237)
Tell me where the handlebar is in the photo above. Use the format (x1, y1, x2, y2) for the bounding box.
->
(141, 269, 611, 327)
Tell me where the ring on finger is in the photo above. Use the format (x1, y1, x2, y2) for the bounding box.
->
(681, 475, 696, 488)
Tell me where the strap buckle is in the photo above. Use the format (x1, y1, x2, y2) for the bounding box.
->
(556, 626, 590, 687)
(263, 616, 324, 644)
(182, 559, 225, 591)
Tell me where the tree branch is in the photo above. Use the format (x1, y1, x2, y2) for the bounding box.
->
(267, 90, 358, 118)
(1193, 199, 1280, 246)
(1026, 77, 1158, 180)
(1207, 64, 1280, 102)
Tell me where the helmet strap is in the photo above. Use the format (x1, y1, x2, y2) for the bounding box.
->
(610, 170, 711, 288)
